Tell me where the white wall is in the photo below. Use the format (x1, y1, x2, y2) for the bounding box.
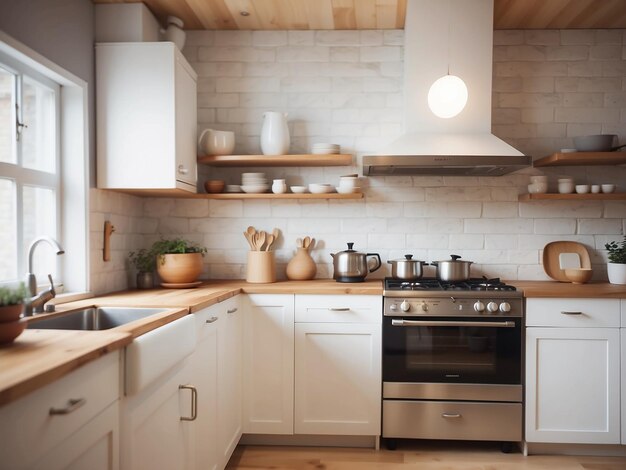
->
(136, 28, 626, 283)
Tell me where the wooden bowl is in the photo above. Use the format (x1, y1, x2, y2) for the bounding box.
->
(0, 319, 26, 344)
(563, 268, 593, 284)
(204, 180, 225, 194)
(157, 253, 203, 284)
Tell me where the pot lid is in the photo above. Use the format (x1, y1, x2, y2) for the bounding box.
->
(433, 255, 473, 264)
(388, 254, 425, 263)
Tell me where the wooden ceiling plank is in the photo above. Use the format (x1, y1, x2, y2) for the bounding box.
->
(332, 0, 357, 29)
(279, 0, 312, 30)
(143, 0, 204, 30)
(185, 0, 237, 29)
(395, 0, 407, 29)
(523, 0, 570, 29)
(573, 0, 626, 29)
(355, 0, 377, 29)
(375, 0, 398, 29)
(224, 0, 264, 29)
(494, 0, 533, 29)
(305, 0, 335, 29)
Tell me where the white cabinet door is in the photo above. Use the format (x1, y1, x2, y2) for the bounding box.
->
(294, 322, 381, 436)
(36, 402, 119, 470)
(217, 297, 242, 468)
(243, 294, 295, 435)
(525, 327, 620, 444)
(121, 359, 194, 470)
(622, 328, 626, 445)
(96, 42, 197, 192)
(192, 306, 220, 470)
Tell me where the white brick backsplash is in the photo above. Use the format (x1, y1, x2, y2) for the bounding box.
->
(87, 28, 626, 293)
(579, 218, 623, 234)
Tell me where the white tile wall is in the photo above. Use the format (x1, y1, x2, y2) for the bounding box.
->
(90, 29, 626, 291)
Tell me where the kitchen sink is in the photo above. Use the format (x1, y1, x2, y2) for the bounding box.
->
(27, 307, 167, 331)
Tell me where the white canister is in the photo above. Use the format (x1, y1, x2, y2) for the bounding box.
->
(272, 179, 287, 194)
(261, 112, 290, 155)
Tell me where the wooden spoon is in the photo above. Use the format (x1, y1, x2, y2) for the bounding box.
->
(303, 236, 311, 250)
(257, 231, 266, 251)
(296, 238, 303, 248)
(243, 231, 254, 250)
(265, 234, 275, 251)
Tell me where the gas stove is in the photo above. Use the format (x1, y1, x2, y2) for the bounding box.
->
(383, 277, 523, 317)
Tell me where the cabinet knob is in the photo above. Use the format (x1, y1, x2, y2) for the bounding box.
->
(178, 165, 189, 175)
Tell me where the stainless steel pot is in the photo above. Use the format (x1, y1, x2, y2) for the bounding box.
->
(431, 255, 473, 282)
(387, 255, 428, 280)
(330, 243, 382, 283)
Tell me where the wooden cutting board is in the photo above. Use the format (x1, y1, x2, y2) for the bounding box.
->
(542, 241, 591, 282)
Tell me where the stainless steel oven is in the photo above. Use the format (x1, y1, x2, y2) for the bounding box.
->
(381, 278, 523, 450)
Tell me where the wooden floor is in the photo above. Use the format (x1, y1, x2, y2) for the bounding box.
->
(226, 441, 626, 469)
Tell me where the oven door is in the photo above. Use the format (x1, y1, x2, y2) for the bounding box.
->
(383, 315, 522, 385)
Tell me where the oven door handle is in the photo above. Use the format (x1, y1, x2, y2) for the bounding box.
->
(391, 319, 516, 328)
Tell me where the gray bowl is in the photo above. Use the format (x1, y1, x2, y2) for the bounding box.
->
(573, 134, 616, 152)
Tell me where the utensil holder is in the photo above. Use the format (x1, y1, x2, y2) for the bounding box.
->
(246, 251, 276, 283)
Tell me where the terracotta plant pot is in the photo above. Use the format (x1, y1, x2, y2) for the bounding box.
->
(0, 304, 24, 323)
(0, 319, 26, 344)
(157, 253, 203, 284)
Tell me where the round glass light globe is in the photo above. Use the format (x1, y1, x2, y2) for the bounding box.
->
(427, 74, 468, 119)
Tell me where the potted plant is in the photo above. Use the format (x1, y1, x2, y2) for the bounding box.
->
(128, 248, 156, 289)
(0, 283, 28, 344)
(605, 236, 626, 285)
(151, 238, 207, 285)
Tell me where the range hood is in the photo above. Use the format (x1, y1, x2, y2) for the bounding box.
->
(363, 0, 531, 176)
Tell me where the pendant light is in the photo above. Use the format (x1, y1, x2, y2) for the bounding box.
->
(427, 0, 468, 119)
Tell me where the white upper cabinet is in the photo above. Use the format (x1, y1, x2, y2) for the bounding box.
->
(96, 42, 197, 192)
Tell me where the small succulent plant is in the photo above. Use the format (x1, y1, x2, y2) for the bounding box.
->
(0, 283, 28, 306)
(605, 236, 626, 264)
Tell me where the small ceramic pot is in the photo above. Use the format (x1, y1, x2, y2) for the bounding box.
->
(157, 253, 203, 284)
(136, 272, 154, 289)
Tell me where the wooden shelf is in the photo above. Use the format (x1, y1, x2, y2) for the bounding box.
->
(533, 152, 626, 167)
(201, 193, 363, 200)
(109, 188, 363, 200)
(519, 193, 626, 201)
(197, 154, 353, 167)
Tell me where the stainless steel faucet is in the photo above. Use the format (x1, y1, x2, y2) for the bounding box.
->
(24, 236, 64, 316)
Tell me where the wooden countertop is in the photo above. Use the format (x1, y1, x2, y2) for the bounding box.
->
(509, 281, 626, 298)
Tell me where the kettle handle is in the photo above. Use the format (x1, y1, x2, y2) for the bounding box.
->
(366, 253, 382, 273)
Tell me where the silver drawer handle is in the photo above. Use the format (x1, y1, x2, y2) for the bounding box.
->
(328, 307, 350, 312)
(179, 384, 198, 421)
(442, 413, 461, 419)
(391, 319, 515, 328)
(177, 165, 189, 175)
(205, 316, 218, 324)
(227, 307, 238, 314)
(561, 311, 582, 315)
(49, 398, 86, 416)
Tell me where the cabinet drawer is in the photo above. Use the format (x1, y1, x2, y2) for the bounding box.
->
(383, 400, 522, 442)
(295, 295, 381, 323)
(0, 351, 120, 470)
(526, 298, 620, 328)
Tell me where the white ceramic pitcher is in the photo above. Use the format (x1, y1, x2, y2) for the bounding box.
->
(260, 111, 290, 155)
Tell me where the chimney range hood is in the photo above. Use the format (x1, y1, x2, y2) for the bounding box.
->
(362, 0, 531, 176)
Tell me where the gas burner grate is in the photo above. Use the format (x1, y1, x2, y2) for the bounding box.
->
(385, 277, 517, 292)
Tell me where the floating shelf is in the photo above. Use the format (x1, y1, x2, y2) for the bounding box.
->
(197, 154, 353, 167)
(110, 188, 363, 200)
(519, 193, 626, 201)
(533, 152, 626, 167)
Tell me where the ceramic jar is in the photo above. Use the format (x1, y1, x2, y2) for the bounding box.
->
(261, 111, 290, 155)
(286, 248, 317, 280)
(272, 179, 287, 194)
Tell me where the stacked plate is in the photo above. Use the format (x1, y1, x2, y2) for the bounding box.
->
(241, 172, 269, 193)
(311, 143, 340, 155)
(308, 183, 335, 194)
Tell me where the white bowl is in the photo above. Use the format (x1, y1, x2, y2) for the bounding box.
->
(558, 182, 574, 194)
(530, 175, 548, 184)
(241, 184, 270, 194)
(336, 186, 361, 194)
(225, 185, 241, 193)
(575, 184, 590, 194)
(290, 186, 308, 194)
(602, 184, 616, 194)
(528, 183, 547, 194)
(309, 183, 334, 194)
(591, 184, 601, 194)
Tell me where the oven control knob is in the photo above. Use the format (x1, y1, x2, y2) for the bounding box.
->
(473, 301, 485, 313)
(421, 303, 428, 312)
(487, 302, 499, 313)
(400, 300, 411, 312)
(499, 302, 511, 313)
(390, 304, 398, 312)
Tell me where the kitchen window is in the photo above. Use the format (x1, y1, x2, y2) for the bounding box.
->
(0, 32, 89, 295)
(0, 53, 61, 288)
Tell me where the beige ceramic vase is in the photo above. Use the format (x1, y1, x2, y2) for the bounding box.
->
(157, 253, 203, 284)
(286, 247, 317, 280)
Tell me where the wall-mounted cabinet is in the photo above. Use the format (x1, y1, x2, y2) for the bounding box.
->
(97, 42, 198, 193)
